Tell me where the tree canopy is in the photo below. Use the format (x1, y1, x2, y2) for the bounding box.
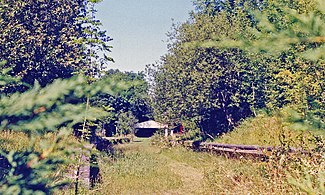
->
(0, 0, 113, 93)
(91, 69, 153, 136)
(151, 0, 324, 136)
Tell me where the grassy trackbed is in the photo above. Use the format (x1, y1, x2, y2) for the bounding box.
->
(91, 138, 302, 195)
(2, 115, 323, 195)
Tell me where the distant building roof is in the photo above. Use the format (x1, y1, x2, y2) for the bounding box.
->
(134, 120, 167, 129)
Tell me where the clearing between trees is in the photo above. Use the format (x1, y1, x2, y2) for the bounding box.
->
(87, 137, 318, 195)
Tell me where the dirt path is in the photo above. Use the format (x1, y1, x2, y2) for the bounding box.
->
(166, 161, 204, 194)
(117, 138, 205, 194)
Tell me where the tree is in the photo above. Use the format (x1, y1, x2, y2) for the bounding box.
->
(0, 0, 117, 193)
(90, 69, 153, 136)
(0, 0, 113, 92)
(151, 0, 266, 135)
(116, 111, 138, 136)
(151, 0, 322, 137)
(0, 61, 130, 193)
(209, 0, 324, 119)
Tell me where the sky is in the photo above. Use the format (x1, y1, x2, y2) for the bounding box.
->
(95, 0, 194, 72)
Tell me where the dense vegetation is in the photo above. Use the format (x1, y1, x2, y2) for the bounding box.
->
(150, 0, 324, 137)
(0, 0, 124, 194)
(90, 69, 153, 136)
(0, 0, 113, 93)
(0, 0, 324, 194)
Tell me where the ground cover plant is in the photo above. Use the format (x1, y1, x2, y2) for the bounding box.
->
(0, 0, 324, 194)
(216, 110, 325, 147)
(215, 110, 324, 194)
(0, 72, 130, 194)
(72, 136, 321, 194)
(3, 115, 322, 194)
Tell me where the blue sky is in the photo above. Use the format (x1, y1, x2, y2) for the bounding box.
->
(95, 0, 193, 72)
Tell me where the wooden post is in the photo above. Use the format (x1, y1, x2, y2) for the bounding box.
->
(164, 128, 168, 137)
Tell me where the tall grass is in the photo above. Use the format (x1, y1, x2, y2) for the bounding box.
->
(89, 113, 323, 194)
(0, 130, 81, 152)
(216, 112, 324, 148)
(0, 131, 32, 151)
(214, 112, 324, 194)
(93, 140, 183, 194)
(161, 146, 301, 194)
(3, 114, 323, 195)
(90, 140, 310, 194)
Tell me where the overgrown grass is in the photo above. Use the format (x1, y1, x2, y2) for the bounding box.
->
(2, 115, 323, 195)
(0, 130, 81, 152)
(216, 112, 325, 148)
(0, 131, 32, 151)
(92, 140, 183, 194)
(88, 139, 307, 194)
(88, 122, 323, 194)
(160, 146, 301, 194)
(214, 111, 325, 194)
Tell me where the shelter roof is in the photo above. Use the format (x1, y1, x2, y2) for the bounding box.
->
(134, 120, 167, 129)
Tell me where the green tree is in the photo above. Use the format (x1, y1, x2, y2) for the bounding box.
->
(116, 111, 138, 136)
(90, 69, 153, 136)
(0, 62, 130, 193)
(210, 0, 324, 119)
(151, 0, 265, 135)
(0, 0, 112, 92)
(151, 0, 322, 137)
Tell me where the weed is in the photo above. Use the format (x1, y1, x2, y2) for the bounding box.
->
(94, 141, 182, 194)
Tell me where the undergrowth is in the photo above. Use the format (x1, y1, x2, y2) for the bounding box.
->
(148, 110, 325, 194)
(93, 141, 307, 194)
(0, 131, 80, 152)
(214, 111, 325, 194)
(3, 113, 323, 194)
(0, 131, 91, 194)
(216, 112, 325, 148)
(0, 131, 32, 152)
(92, 140, 183, 194)
(161, 146, 301, 194)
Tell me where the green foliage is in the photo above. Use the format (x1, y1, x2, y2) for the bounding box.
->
(0, 61, 27, 93)
(76, 0, 114, 77)
(0, 129, 91, 195)
(0, 150, 60, 195)
(104, 70, 152, 121)
(203, 1, 325, 193)
(203, 0, 324, 119)
(151, 0, 267, 135)
(216, 110, 325, 146)
(0, 72, 130, 193)
(214, 109, 324, 194)
(116, 111, 138, 136)
(0, 130, 71, 195)
(283, 107, 325, 131)
(181, 119, 201, 140)
(0, 0, 113, 91)
(215, 0, 324, 60)
(90, 70, 153, 136)
(0, 0, 116, 193)
(0, 76, 128, 134)
(151, 0, 324, 138)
